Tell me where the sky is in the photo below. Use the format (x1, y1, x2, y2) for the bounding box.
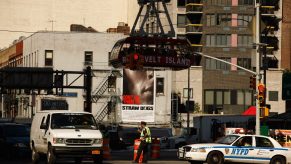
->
(0, 0, 139, 49)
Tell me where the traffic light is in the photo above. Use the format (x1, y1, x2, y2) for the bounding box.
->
(249, 75, 256, 90)
(260, 107, 269, 118)
(257, 83, 266, 107)
(125, 52, 144, 70)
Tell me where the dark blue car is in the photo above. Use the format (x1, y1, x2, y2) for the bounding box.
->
(0, 123, 30, 158)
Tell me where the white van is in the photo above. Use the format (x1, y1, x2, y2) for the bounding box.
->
(30, 110, 103, 164)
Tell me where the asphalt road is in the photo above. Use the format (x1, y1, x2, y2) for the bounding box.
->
(0, 149, 189, 164)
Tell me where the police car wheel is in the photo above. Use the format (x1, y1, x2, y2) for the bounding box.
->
(270, 156, 286, 164)
(206, 151, 224, 164)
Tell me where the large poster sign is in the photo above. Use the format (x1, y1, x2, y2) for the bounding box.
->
(269, 129, 291, 147)
(122, 69, 155, 122)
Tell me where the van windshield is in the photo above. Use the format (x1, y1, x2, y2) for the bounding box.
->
(51, 113, 97, 129)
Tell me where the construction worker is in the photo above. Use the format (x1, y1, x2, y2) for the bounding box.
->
(133, 121, 151, 163)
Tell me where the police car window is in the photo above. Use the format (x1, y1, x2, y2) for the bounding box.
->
(255, 137, 274, 148)
(233, 136, 252, 147)
(216, 135, 240, 145)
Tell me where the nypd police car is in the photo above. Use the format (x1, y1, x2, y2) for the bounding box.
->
(178, 134, 291, 164)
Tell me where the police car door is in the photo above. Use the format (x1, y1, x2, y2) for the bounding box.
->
(253, 136, 276, 164)
(228, 136, 254, 163)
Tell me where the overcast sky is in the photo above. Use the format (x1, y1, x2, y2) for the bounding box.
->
(0, 0, 139, 49)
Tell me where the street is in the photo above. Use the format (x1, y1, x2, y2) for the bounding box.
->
(0, 149, 189, 164)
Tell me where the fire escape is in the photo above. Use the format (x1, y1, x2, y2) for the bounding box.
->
(92, 70, 122, 122)
(260, 0, 281, 68)
(185, 0, 203, 53)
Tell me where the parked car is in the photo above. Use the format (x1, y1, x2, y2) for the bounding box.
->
(108, 131, 126, 150)
(118, 127, 140, 147)
(30, 111, 103, 164)
(151, 128, 173, 149)
(0, 123, 31, 158)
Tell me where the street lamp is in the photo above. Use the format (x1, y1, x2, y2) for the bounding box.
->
(194, 52, 260, 134)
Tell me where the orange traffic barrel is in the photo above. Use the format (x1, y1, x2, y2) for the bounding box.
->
(103, 138, 111, 159)
(133, 139, 143, 163)
(151, 138, 160, 159)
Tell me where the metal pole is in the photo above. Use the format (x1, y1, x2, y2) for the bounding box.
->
(255, 1, 261, 135)
(85, 66, 92, 113)
(195, 53, 256, 75)
(187, 67, 190, 136)
(1, 94, 3, 118)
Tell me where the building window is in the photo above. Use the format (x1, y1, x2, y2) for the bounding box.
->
(183, 88, 193, 98)
(238, 35, 252, 47)
(177, 14, 186, 28)
(45, 50, 53, 66)
(269, 91, 278, 101)
(217, 13, 231, 26)
(237, 90, 244, 105)
(245, 90, 252, 105)
(205, 57, 231, 70)
(177, 0, 185, 7)
(237, 58, 251, 70)
(156, 78, 164, 94)
(224, 90, 231, 104)
(238, 0, 254, 5)
(216, 91, 223, 105)
(208, 0, 232, 5)
(206, 34, 230, 47)
(206, 14, 216, 26)
(84, 51, 93, 65)
(205, 90, 214, 104)
(238, 15, 253, 26)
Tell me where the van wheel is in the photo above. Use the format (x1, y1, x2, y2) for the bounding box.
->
(47, 145, 56, 164)
(93, 155, 103, 164)
(31, 146, 39, 164)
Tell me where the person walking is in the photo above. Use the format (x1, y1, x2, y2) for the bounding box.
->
(133, 121, 151, 163)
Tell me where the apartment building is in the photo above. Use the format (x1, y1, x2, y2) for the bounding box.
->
(170, 0, 286, 115)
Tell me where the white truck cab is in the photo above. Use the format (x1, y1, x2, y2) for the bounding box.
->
(30, 110, 103, 164)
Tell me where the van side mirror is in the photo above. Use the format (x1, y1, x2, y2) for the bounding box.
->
(40, 123, 47, 130)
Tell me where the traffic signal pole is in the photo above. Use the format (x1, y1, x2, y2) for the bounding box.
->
(255, 1, 261, 135)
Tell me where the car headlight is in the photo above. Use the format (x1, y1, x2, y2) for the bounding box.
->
(94, 138, 103, 144)
(191, 148, 206, 153)
(53, 138, 64, 144)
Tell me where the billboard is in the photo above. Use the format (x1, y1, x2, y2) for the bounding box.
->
(270, 129, 291, 147)
(122, 69, 155, 122)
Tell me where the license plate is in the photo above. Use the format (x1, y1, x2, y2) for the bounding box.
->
(92, 150, 100, 155)
(180, 152, 184, 157)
